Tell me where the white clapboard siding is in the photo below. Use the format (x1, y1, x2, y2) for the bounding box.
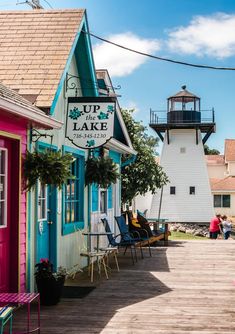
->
(150, 129, 215, 223)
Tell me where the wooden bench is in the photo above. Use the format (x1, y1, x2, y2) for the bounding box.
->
(136, 230, 171, 247)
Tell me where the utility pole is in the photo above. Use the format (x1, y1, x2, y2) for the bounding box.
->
(17, 0, 44, 9)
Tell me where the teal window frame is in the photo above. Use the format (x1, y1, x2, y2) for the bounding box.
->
(62, 146, 85, 235)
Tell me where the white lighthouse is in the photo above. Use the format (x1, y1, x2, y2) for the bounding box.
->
(149, 86, 215, 223)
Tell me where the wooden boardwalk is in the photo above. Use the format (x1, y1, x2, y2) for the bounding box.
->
(13, 240, 235, 333)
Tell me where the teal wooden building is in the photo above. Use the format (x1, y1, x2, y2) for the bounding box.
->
(0, 9, 135, 291)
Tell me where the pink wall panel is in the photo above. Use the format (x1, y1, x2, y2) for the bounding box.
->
(1, 113, 28, 291)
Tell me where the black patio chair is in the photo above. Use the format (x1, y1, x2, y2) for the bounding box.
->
(101, 217, 139, 265)
(123, 212, 152, 257)
(114, 215, 147, 259)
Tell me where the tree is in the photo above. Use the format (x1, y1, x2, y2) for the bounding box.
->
(121, 109, 168, 204)
(204, 144, 220, 155)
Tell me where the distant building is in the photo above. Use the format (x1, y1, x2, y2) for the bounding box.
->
(207, 139, 235, 219)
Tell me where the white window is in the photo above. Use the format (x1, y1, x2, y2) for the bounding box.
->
(0, 149, 7, 227)
(180, 147, 186, 153)
(99, 189, 107, 214)
(38, 182, 47, 221)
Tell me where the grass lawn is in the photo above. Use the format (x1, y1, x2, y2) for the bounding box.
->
(169, 231, 207, 240)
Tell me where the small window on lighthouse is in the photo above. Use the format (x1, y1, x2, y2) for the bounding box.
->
(170, 186, 176, 195)
(190, 186, 195, 195)
(180, 147, 186, 153)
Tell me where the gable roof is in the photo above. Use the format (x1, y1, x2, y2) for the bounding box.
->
(210, 177, 235, 191)
(96, 69, 136, 155)
(0, 82, 62, 129)
(224, 139, 235, 162)
(0, 9, 85, 109)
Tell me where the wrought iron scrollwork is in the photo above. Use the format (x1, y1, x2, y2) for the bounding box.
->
(65, 73, 121, 97)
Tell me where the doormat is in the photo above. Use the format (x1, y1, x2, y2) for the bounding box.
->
(62, 286, 95, 299)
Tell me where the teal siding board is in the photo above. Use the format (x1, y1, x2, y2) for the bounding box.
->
(81, 14, 99, 97)
(91, 184, 99, 212)
(75, 25, 98, 97)
(109, 150, 121, 165)
(97, 79, 106, 90)
(108, 186, 112, 209)
(108, 151, 121, 209)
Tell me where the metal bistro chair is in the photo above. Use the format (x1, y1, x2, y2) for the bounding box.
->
(96, 222, 120, 272)
(102, 217, 139, 265)
(0, 306, 13, 334)
(76, 228, 109, 283)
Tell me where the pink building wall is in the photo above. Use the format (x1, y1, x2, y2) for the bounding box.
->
(0, 113, 27, 292)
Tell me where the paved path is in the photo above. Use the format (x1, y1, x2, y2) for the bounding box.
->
(14, 240, 235, 333)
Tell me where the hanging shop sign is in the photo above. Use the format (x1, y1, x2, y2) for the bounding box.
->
(66, 97, 116, 149)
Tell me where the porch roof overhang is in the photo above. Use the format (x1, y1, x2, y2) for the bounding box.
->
(105, 138, 137, 155)
(0, 97, 63, 130)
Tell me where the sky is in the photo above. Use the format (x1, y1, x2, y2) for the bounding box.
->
(2, 0, 235, 153)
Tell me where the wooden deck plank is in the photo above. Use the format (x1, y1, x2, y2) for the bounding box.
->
(12, 240, 235, 333)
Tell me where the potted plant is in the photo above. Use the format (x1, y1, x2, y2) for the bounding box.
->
(85, 155, 119, 188)
(35, 259, 66, 306)
(23, 149, 74, 191)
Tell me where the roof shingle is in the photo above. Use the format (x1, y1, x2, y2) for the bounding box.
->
(0, 81, 44, 114)
(206, 155, 225, 165)
(224, 139, 235, 162)
(0, 9, 85, 108)
(210, 177, 235, 191)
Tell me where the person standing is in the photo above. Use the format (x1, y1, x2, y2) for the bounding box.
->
(221, 215, 232, 240)
(209, 214, 222, 239)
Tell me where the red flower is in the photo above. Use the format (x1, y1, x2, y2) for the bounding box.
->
(40, 258, 49, 263)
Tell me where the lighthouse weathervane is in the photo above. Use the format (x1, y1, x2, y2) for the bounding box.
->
(149, 86, 216, 224)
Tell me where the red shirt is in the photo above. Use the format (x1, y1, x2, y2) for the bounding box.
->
(209, 217, 221, 232)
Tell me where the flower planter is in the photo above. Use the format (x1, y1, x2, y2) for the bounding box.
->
(36, 275, 65, 306)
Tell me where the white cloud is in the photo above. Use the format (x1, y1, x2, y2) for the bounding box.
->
(93, 32, 161, 77)
(167, 13, 235, 58)
(122, 101, 139, 113)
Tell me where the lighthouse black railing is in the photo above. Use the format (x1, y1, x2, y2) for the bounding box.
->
(150, 108, 215, 125)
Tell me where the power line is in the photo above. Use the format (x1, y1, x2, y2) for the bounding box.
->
(83, 30, 235, 71)
(17, 0, 43, 9)
(16, 0, 53, 9)
(42, 0, 53, 8)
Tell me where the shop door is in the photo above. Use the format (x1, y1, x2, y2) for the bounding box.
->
(36, 183, 57, 267)
(0, 137, 19, 292)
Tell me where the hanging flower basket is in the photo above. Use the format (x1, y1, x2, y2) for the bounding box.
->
(85, 156, 119, 188)
(23, 149, 74, 191)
